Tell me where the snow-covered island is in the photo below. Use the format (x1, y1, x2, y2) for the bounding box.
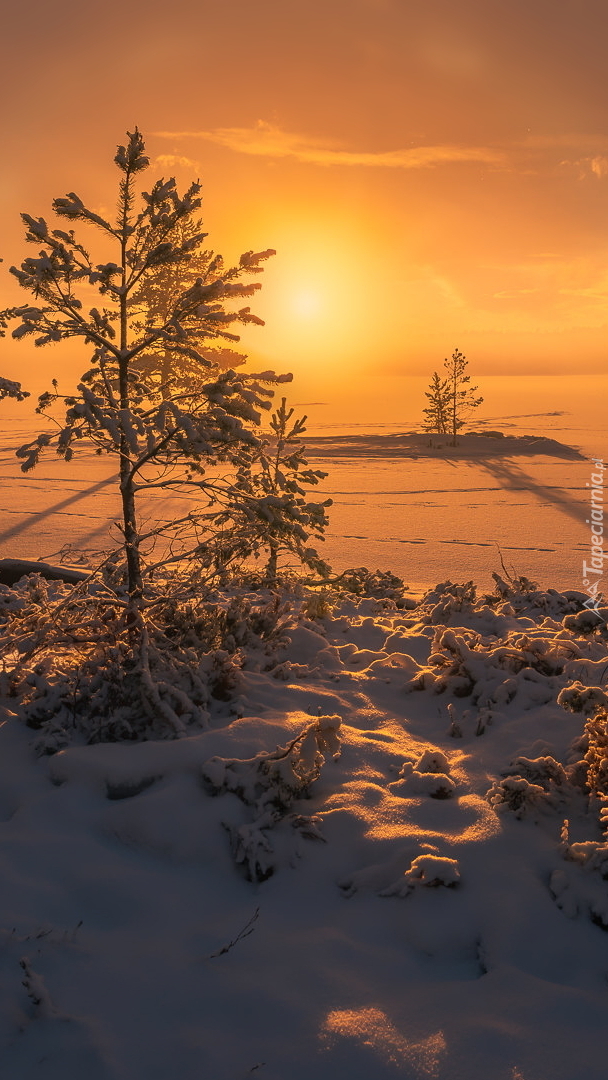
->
(0, 566, 607, 1080)
(303, 429, 586, 460)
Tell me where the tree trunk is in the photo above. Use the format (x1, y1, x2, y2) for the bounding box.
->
(450, 383, 457, 446)
(120, 446, 143, 601)
(266, 541, 278, 585)
(118, 184, 143, 604)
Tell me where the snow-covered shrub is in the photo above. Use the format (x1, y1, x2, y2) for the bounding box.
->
(159, 588, 291, 663)
(562, 837, 608, 878)
(419, 581, 476, 624)
(380, 854, 460, 896)
(197, 649, 245, 703)
(563, 610, 605, 636)
(551, 816, 608, 926)
(267, 660, 311, 681)
(486, 775, 551, 819)
(390, 749, 456, 799)
(201, 715, 341, 880)
(487, 754, 569, 818)
(28, 643, 211, 749)
(487, 573, 591, 624)
(416, 749, 450, 773)
(582, 708, 608, 797)
(405, 626, 571, 709)
(550, 858, 608, 926)
(506, 755, 568, 789)
(0, 566, 309, 748)
(460, 704, 501, 736)
(303, 591, 332, 621)
(1, 576, 296, 746)
(557, 682, 608, 715)
(334, 567, 412, 605)
(490, 572, 538, 601)
(202, 715, 341, 807)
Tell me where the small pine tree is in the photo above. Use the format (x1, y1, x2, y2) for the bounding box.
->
(443, 348, 483, 445)
(422, 371, 450, 434)
(199, 398, 332, 584)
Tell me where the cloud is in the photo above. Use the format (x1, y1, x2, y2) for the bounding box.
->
(153, 121, 506, 170)
(511, 135, 608, 177)
(589, 156, 608, 178)
(493, 288, 538, 299)
(153, 153, 200, 172)
(559, 154, 608, 180)
(558, 279, 608, 301)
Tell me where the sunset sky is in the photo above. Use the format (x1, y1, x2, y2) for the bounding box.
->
(1, 0, 608, 405)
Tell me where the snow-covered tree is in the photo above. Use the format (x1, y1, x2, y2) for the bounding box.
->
(6, 129, 290, 608)
(200, 398, 332, 583)
(442, 348, 483, 446)
(422, 371, 450, 434)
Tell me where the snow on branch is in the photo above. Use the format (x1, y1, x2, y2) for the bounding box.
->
(202, 716, 341, 881)
(0, 376, 30, 401)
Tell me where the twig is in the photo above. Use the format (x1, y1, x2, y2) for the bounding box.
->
(208, 908, 260, 959)
(495, 544, 512, 582)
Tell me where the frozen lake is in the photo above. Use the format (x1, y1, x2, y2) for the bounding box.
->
(310, 449, 592, 594)
(0, 374, 605, 596)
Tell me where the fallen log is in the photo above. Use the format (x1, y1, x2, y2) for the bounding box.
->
(0, 558, 88, 587)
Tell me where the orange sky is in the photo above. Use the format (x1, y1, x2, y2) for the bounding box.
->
(1, 0, 608, 399)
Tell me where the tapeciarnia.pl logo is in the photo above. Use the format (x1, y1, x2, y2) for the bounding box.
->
(582, 456, 606, 621)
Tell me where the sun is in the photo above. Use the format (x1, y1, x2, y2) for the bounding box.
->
(290, 289, 323, 320)
(231, 207, 395, 385)
(235, 220, 373, 374)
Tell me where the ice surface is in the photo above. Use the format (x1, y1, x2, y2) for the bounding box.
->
(0, 401, 602, 594)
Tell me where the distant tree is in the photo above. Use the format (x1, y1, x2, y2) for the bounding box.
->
(443, 348, 483, 445)
(422, 371, 450, 434)
(4, 129, 289, 612)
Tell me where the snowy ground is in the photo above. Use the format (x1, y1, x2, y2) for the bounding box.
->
(1, 574, 608, 1079)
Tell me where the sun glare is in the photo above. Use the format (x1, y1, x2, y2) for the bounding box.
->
(290, 289, 323, 320)
(237, 220, 374, 372)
